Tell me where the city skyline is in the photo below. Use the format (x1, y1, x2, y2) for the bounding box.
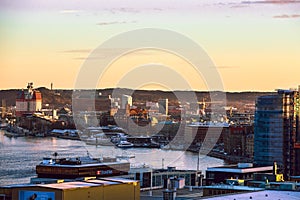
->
(1, 0, 300, 91)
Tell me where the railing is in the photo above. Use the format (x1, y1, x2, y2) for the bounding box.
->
(140, 185, 164, 191)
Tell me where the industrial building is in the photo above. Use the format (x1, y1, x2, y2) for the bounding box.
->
(72, 91, 111, 113)
(125, 166, 201, 188)
(223, 125, 253, 157)
(16, 83, 42, 117)
(205, 163, 273, 185)
(0, 178, 140, 200)
(186, 122, 229, 150)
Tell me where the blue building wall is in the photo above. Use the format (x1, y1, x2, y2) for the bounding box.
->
(254, 95, 284, 169)
(254, 89, 300, 178)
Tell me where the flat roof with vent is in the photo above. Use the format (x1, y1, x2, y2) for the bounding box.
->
(206, 164, 273, 174)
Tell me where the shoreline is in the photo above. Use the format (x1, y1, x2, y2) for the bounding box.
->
(187, 147, 253, 164)
(1, 129, 252, 165)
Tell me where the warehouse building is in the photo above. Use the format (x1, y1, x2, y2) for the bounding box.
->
(0, 178, 140, 200)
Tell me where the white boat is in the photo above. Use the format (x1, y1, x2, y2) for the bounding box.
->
(117, 141, 134, 148)
(116, 151, 135, 160)
(116, 154, 135, 159)
(84, 134, 114, 146)
(161, 143, 186, 151)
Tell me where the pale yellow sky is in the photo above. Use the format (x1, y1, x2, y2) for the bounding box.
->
(1, 0, 300, 91)
(97, 49, 208, 91)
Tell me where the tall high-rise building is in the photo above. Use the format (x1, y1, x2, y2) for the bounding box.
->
(254, 88, 300, 179)
(158, 99, 168, 115)
(121, 95, 132, 109)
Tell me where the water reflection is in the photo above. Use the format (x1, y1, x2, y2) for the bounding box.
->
(0, 130, 223, 186)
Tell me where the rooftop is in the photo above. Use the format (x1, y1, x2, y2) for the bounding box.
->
(40, 181, 101, 190)
(188, 122, 230, 127)
(202, 185, 264, 191)
(1, 178, 139, 191)
(202, 190, 300, 200)
(206, 164, 273, 174)
(140, 187, 203, 199)
(90, 177, 139, 185)
(39, 156, 129, 167)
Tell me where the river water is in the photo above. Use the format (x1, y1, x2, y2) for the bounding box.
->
(0, 130, 224, 186)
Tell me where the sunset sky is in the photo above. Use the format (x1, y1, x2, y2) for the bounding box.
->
(1, 0, 300, 91)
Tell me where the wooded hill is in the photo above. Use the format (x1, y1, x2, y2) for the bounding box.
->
(0, 87, 274, 109)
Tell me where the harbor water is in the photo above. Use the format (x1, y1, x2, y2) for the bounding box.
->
(0, 130, 224, 186)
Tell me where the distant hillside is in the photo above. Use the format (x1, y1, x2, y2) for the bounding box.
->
(0, 87, 274, 109)
(0, 88, 73, 108)
(0, 89, 20, 107)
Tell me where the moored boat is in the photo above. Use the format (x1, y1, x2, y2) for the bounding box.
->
(116, 141, 134, 148)
(4, 126, 26, 137)
(84, 136, 114, 146)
